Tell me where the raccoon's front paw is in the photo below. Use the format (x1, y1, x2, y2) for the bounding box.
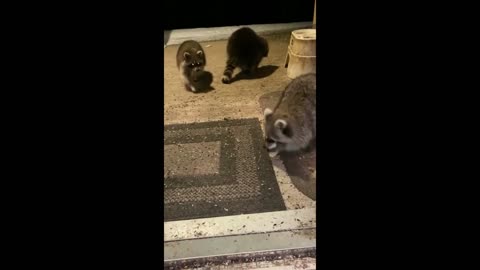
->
(268, 150, 279, 158)
(266, 142, 277, 150)
(222, 75, 231, 84)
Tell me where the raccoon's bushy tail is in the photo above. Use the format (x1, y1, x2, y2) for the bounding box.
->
(192, 71, 213, 91)
(222, 59, 236, 84)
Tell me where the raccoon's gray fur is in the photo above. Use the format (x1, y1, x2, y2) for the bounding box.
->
(263, 73, 316, 157)
(221, 27, 269, 84)
(176, 40, 211, 92)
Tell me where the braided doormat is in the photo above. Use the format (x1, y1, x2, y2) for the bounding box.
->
(164, 118, 286, 222)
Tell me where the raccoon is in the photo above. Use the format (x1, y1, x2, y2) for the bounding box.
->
(221, 27, 269, 84)
(263, 73, 316, 157)
(176, 40, 210, 92)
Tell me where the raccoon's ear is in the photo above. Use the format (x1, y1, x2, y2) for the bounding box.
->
(274, 119, 287, 129)
(275, 119, 293, 137)
(197, 50, 206, 65)
(183, 52, 191, 60)
(264, 108, 273, 118)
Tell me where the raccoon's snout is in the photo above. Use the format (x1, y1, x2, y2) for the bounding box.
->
(191, 68, 202, 82)
(265, 138, 277, 151)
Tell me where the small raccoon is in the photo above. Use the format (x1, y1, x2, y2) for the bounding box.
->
(222, 27, 269, 84)
(176, 40, 210, 92)
(263, 73, 316, 157)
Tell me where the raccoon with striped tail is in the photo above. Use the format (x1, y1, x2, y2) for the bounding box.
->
(263, 73, 316, 157)
(176, 40, 213, 92)
(221, 27, 269, 84)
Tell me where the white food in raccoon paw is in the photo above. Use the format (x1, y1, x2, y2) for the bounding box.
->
(269, 151, 279, 158)
(266, 142, 277, 150)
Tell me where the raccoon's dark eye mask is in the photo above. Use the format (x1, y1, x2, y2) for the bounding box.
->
(265, 138, 275, 144)
(189, 62, 202, 68)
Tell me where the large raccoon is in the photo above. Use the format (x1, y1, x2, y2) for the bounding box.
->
(263, 73, 316, 157)
(176, 40, 212, 92)
(221, 27, 269, 84)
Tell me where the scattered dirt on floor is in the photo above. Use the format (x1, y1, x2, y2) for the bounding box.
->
(165, 249, 316, 269)
(164, 34, 292, 125)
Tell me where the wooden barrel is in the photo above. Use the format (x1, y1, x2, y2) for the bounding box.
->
(284, 29, 316, 79)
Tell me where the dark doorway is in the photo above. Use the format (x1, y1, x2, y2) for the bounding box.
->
(163, 0, 315, 30)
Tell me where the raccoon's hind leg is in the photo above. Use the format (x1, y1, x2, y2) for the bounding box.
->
(238, 63, 251, 74)
(222, 58, 236, 84)
(244, 65, 256, 75)
(244, 58, 262, 75)
(251, 57, 263, 73)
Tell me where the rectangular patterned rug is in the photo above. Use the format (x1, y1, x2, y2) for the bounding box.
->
(164, 118, 286, 222)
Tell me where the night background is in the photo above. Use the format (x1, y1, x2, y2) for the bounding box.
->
(163, 0, 315, 30)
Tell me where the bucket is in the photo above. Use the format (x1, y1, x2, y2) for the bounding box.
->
(284, 29, 316, 79)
